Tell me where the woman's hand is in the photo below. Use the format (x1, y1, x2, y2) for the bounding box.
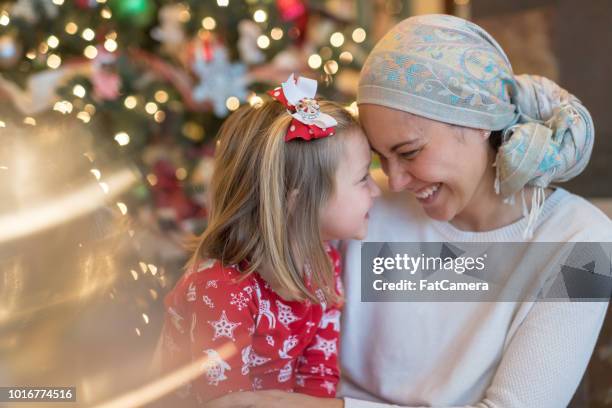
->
(202, 390, 344, 408)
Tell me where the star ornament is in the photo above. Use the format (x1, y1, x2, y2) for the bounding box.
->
(267, 73, 337, 142)
(208, 310, 242, 341)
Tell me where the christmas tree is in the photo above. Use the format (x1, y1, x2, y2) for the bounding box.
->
(0, 0, 386, 239)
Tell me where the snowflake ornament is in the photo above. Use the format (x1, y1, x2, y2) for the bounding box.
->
(192, 44, 248, 117)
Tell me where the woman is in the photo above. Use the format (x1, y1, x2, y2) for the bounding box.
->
(203, 14, 611, 408)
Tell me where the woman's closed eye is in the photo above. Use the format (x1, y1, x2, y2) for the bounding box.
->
(398, 149, 421, 160)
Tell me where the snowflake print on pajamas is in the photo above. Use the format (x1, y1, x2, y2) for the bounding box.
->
(208, 310, 242, 341)
(230, 292, 249, 311)
(160, 244, 344, 401)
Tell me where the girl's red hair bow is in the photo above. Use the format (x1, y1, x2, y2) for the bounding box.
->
(267, 74, 338, 142)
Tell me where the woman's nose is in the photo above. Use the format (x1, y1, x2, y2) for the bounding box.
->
(386, 160, 413, 192)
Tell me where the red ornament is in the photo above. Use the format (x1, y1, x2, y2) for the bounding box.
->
(76, 0, 98, 9)
(276, 0, 306, 21)
(91, 48, 121, 101)
(151, 159, 201, 222)
(184, 33, 219, 68)
(276, 0, 309, 45)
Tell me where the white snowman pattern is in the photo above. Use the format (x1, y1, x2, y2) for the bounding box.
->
(202, 349, 231, 386)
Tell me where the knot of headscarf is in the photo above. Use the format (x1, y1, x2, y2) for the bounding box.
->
(358, 14, 595, 238)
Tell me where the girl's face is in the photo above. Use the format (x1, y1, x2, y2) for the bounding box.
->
(320, 129, 381, 241)
(358, 104, 492, 222)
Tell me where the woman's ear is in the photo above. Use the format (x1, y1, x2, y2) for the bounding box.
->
(287, 189, 299, 214)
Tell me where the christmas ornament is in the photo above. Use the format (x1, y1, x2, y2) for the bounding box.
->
(276, 0, 309, 45)
(192, 40, 248, 117)
(108, 0, 155, 27)
(277, 0, 306, 21)
(91, 48, 121, 101)
(0, 63, 89, 115)
(75, 0, 98, 9)
(237, 20, 265, 65)
(151, 4, 187, 58)
(151, 159, 199, 221)
(0, 35, 21, 69)
(10, 0, 59, 24)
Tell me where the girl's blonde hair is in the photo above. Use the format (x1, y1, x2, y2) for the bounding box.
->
(187, 99, 359, 305)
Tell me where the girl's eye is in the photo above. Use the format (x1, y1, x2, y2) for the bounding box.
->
(399, 149, 420, 160)
(360, 174, 370, 183)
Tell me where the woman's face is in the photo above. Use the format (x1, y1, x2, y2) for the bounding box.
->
(359, 104, 493, 222)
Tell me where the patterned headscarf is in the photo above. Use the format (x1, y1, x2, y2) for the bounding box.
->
(358, 14, 594, 238)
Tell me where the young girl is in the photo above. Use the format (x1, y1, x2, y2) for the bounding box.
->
(159, 74, 381, 405)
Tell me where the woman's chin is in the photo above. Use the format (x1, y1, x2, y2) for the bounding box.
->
(422, 202, 456, 222)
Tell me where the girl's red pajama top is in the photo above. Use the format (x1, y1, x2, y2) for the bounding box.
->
(160, 245, 343, 404)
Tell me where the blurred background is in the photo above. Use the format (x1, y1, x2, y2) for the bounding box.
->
(0, 0, 609, 407)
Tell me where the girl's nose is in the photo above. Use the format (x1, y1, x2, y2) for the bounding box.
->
(369, 177, 382, 198)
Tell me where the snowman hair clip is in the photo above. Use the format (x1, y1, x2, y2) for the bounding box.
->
(267, 73, 338, 142)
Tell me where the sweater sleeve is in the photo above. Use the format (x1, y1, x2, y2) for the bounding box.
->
(295, 247, 344, 398)
(294, 303, 342, 397)
(160, 264, 258, 403)
(343, 300, 609, 408)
